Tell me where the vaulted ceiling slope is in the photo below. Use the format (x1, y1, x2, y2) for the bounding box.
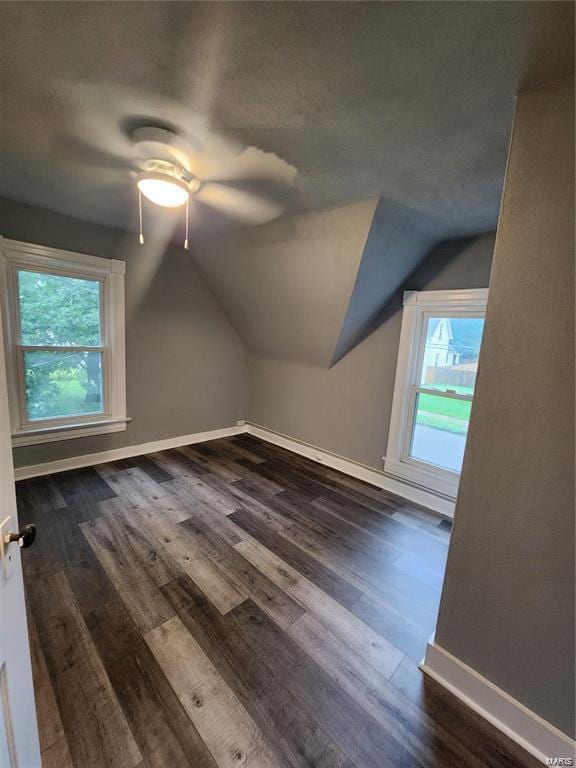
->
(192, 200, 493, 367)
(193, 201, 378, 366)
(0, 3, 573, 366)
(331, 198, 449, 365)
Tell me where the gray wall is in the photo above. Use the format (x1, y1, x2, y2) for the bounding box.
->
(193, 200, 377, 366)
(0, 199, 249, 469)
(435, 80, 575, 737)
(248, 233, 494, 469)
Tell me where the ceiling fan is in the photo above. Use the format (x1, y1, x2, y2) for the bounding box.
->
(61, 122, 297, 247)
(125, 125, 297, 248)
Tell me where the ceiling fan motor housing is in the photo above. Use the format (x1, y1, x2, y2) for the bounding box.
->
(131, 125, 201, 193)
(137, 159, 201, 194)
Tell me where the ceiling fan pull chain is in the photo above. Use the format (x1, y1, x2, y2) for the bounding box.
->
(138, 188, 144, 245)
(184, 197, 189, 250)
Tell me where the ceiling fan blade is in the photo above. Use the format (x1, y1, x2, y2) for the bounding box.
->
(57, 136, 134, 172)
(195, 183, 284, 224)
(190, 144, 297, 185)
(81, 165, 133, 191)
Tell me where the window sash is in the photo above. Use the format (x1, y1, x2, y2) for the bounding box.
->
(16, 345, 105, 352)
(12, 266, 110, 429)
(401, 307, 482, 474)
(400, 386, 472, 470)
(384, 289, 487, 501)
(411, 386, 473, 403)
(0, 238, 126, 445)
(14, 265, 106, 348)
(413, 309, 484, 393)
(15, 347, 109, 429)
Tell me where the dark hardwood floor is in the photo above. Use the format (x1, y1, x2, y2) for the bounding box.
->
(18, 434, 538, 767)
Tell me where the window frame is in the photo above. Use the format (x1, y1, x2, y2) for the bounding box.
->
(385, 288, 488, 499)
(0, 238, 127, 446)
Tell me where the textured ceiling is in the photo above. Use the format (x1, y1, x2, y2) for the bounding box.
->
(0, 1, 573, 234)
(0, 2, 573, 366)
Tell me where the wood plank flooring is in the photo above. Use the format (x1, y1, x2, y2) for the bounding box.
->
(19, 434, 538, 767)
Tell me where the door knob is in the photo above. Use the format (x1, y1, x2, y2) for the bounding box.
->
(4, 523, 36, 549)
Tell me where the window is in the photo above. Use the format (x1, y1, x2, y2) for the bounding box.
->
(385, 289, 487, 499)
(1, 239, 126, 446)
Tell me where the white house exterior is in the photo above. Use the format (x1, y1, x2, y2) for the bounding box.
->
(422, 317, 461, 371)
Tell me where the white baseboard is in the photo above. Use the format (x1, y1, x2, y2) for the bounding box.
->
(13, 425, 244, 480)
(13, 419, 454, 517)
(245, 422, 454, 517)
(421, 642, 576, 765)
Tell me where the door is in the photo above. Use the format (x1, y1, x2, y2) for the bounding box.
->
(0, 304, 41, 766)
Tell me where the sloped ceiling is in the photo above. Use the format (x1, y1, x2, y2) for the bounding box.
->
(331, 198, 448, 365)
(192, 198, 491, 367)
(193, 200, 377, 366)
(0, 2, 573, 366)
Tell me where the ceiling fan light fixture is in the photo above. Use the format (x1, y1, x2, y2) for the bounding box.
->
(137, 172, 190, 208)
(136, 162, 197, 249)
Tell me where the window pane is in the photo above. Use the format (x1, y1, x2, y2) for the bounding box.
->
(410, 392, 471, 473)
(18, 270, 101, 346)
(23, 350, 103, 421)
(419, 316, 484, 395)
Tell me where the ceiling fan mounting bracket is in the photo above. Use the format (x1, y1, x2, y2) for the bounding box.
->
(130, 125, 182, 149)
(130, 124, 195, 177)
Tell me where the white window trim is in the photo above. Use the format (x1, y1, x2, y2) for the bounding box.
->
(0, 238, 127, 447)
(384, 288, 488, 499)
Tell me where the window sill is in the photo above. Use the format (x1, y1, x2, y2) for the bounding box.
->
(384, 456, 459, 500)
(11, 418, 130, 447)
